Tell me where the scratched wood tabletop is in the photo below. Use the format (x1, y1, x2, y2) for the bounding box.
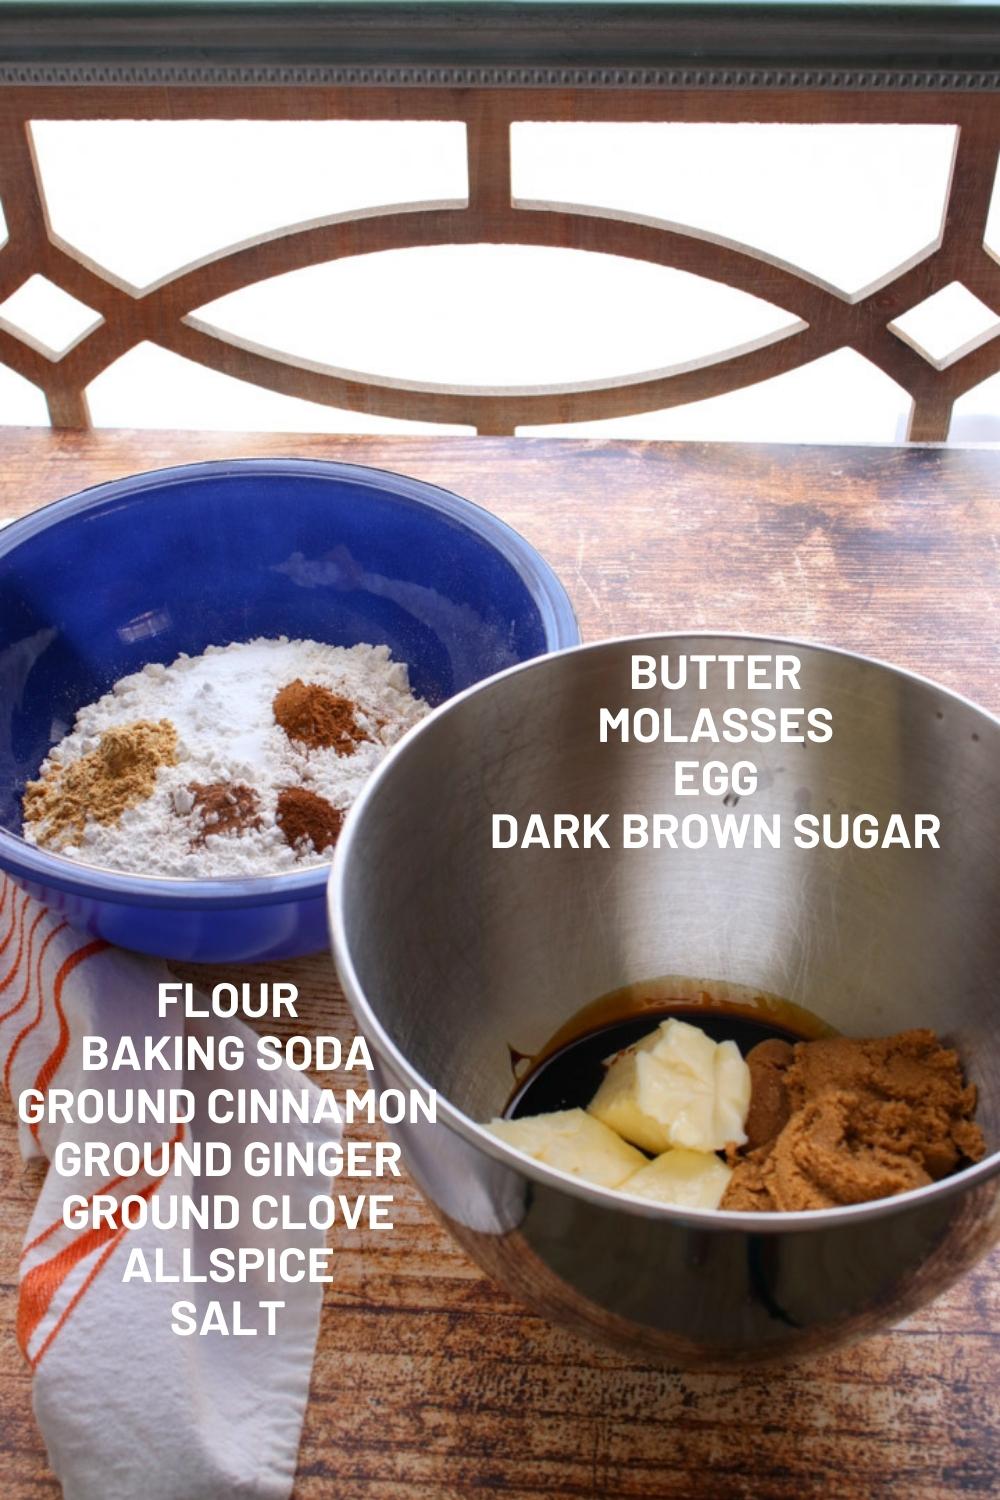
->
(0, 429, 998, 1499)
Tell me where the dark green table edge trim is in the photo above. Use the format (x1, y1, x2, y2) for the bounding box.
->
(2, 3, 1000, 88)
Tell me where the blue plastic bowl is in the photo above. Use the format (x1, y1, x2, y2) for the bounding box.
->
(0, 458, 578, 961)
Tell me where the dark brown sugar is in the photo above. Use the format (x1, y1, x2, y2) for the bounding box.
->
(723, 1029, 986, 1211)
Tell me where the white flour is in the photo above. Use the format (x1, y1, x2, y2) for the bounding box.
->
(23, 637, 429, 878)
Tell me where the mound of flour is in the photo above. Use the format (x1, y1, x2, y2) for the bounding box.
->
(23, 637, 429, 878)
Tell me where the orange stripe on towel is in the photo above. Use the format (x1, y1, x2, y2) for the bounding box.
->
(21, 1166, 132, 1261)
(18, 937, 121, 1249)
(3, 921, 68, 1093)
(0, 901, 17, 961)
(21, 1161, 135, 1261)
(0, 892, 33, 990)
(0, 881, 17, 953)
(28, 938, 107, 1139)
(18, 1119, 186, 1363)
(30, 1230, 128, 1370)
(17, 1194, 154, 1361)
(8, 897, 184, 1365)
(0, 909, 48, 1025)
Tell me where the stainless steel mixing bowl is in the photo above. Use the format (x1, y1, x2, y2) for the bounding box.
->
(329, 635, 1000, 1363)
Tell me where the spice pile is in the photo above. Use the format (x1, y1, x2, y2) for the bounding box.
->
(21, 637, 429, 877)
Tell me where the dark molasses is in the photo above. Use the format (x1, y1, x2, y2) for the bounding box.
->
(506, 977, 834, 1120)
(508, 1010, 803, 1119)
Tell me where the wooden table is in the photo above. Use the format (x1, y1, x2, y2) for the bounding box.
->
(1, 428, 998, 1498)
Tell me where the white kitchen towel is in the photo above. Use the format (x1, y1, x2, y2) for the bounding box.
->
(0, 874, 337, 1500)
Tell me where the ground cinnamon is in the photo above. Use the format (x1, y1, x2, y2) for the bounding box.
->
(23, 719, 178, 849)
(275, 787, 344, 853)
(188, 781, 262, 843)
(273, 679, 371, 755)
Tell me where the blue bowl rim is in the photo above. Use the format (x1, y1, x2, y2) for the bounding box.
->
(0, 455, 580, 908)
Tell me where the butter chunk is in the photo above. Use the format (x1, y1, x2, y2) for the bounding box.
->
(713, 1038, 752, 1147)
(621, 1148, 732, 1209)
(589, 1018, 751, 1153)
(587, 1048, 710, 1154)
(485, 1108, 647, 1188)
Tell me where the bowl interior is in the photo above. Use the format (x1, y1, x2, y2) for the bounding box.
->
(0, 462, 566, 837)
(337, 636, 1000, 1154)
